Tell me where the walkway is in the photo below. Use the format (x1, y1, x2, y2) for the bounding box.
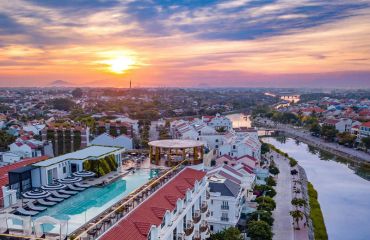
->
(271, 151, 294, 240)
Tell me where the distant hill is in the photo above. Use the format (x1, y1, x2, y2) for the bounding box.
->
(49, 80, 74, 87)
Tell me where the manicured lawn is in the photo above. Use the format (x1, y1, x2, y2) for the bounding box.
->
(307, 182, 328, 240)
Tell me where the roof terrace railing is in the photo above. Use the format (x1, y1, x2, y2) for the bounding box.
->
(69, 159, 188, 240)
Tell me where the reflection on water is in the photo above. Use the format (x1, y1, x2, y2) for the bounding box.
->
(263, 137, 370, 240)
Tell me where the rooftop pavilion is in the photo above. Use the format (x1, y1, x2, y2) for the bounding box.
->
(148, 139, 205, 166)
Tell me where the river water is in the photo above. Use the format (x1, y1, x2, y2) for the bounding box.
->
(225, 113, 370, 239)
(263, 137, 370, 240)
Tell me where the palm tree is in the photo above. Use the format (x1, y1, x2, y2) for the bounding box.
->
(290, 210, 304, 230)
(291, 198, 307, 209)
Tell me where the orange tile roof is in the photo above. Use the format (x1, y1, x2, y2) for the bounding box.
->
(101, 168, 206, 240)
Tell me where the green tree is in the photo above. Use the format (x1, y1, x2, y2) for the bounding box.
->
(291, 198, 307, 209)
(248, 211, 274, 226)
(320, 125, 337, 141)
(247, 220, 273, 240)
(0, 130, 16, 151)
(269, 165, 280, 175)
(48, 98, 75, 111)
(361, 137, 370, 152)
(261, 142, 270, 155)
(266, 176, 276, 186)
(290, 210, 304, 230)
(210, 227, 242, 240)
(337, 132, 357, 146)
(310, 122, 321, 135)
(72, 88, 83, 98)
(256, 196, 276, 210)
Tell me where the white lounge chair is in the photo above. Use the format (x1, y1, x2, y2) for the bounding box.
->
(75, 182, 91, 188)
(59, 189, 78, 195)
(67, 184, 84, 191)
(46, 196, 64, 202)
(16, 207, 39, 216)
(37, 199, 57, 206)
(51, 191, 70, 199)
(26, 202, 47, 211)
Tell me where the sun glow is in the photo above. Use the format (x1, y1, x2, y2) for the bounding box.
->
(104, 56, 135, 74)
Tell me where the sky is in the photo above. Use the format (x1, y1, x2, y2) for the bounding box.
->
(0, 0, 370, 88)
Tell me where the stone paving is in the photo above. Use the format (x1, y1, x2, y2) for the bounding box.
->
(271, 151, 294, 240)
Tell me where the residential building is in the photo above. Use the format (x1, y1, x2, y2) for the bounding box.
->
(90, 133, 133, 149)
(206, 165, 255, 233)
(202, 113, 232, 131)
(41, 124, 90, 156)
(207, 178, 243, 232)
(100, 167, 210, 240)
(359, 122, 370, 139)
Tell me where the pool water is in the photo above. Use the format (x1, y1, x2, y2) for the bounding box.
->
(18, 169, 159, 234)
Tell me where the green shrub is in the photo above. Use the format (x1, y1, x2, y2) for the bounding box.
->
(289, 158, 298, 167)
(308, 182, 328, 240)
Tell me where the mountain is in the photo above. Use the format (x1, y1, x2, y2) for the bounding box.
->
(49, 80, 74, 87)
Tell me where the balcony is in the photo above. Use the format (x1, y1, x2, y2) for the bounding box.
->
(206, 191, 210, 200)
(193, 210, 201, 224)
(193, 231, 201, 240)
(177, 233, 185, 240)
(200, 221, 208, 232)
(221, 205, 229, 210)
(184, 220, 194, 236)
(221, 217, 229, 222)
(206, 210, 210, 218)
(201, 201, 208, 213)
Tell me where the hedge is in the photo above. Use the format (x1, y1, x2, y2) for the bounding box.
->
(307, 182, 328, 240)
(83, 154, 117, 177)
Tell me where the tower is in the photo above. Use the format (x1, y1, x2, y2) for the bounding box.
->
(130, 79, 132, 89)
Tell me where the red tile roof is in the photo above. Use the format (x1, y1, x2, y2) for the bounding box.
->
(101, 168, 206, 240)
(0, 156, 48, 198)
(361, 121, 370, 128)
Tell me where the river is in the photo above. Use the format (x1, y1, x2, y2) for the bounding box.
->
(263, 137, 370, 240)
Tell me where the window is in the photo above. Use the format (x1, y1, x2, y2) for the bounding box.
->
(215, 139, 219, 143)
(233, 145, 236, 149)
(215, 145, 218, 149)
(210, 225, 214, 231)
(221, 213, 229, 221)
(63, 166, 67, 174)
(221, 201, 229, 210)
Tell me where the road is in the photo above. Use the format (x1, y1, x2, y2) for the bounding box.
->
(270, 151, 294, 240)
(256, 118, 370, 163)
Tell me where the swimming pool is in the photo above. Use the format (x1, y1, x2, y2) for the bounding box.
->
(10, 169, 159, 235)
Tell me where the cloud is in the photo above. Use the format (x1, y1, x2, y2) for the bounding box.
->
(0, 0, 370, 87)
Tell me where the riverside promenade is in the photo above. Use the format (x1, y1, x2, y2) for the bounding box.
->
(267, 150, 310, 240)
(255, 118, 370, 163)
(269, 150, 294, 240)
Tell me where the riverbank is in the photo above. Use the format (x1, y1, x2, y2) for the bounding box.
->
(307, 182, 328, 240)
(263, 137, 370, 239)
(266, 143, 327, 240)
(254, 117, 370, 163)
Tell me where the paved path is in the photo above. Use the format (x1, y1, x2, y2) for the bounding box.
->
(272, 152, 294, 240)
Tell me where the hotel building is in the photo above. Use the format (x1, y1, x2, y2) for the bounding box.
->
(100, 167, 211, 240)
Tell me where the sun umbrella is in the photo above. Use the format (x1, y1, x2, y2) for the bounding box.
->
(72, 171, 96, 178)
(41, 182, 67, 190)
(57, 176, 83, 184)
(22, 189, 51, 199)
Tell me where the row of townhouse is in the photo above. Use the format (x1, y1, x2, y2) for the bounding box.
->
(100, 165, 257, 240)
(170, 117, 261, 160)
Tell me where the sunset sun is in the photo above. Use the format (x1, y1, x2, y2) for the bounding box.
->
(105, 56, 135, 74)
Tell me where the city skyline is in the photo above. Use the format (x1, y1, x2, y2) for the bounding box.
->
(1, 0, 370, 88)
